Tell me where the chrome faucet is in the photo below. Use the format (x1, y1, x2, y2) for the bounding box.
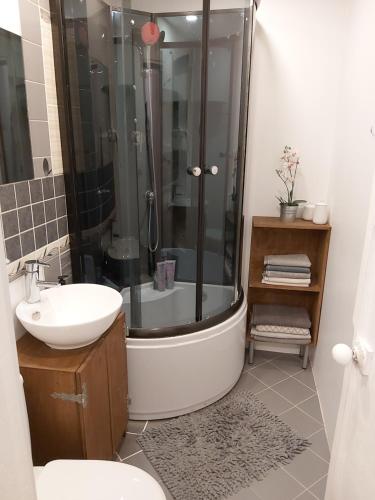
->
(24, 260, 60, 304)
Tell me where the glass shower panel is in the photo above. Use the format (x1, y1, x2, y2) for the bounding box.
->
(202, 4, 251, 319)
(113, 4, 203, 329)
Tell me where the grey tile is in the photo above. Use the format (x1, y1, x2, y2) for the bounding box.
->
(22, 40, 45, 83)
(32, 202, 46, 226)
(293, 368, 316, 391)
(125, 451, 174, 500)
(310, 475, 327, 500)
(45, 199, 56, 222)
(118, 434, 142, 459)
(298, 396, 323, 423)
(30, 121, 51, 158)
(250, 467, 304, 500)
(42, 176, 54, 200)
(283, 450, 329, 489)
(250, 363, 289, 387)
(126, 420, 147, 434)
(280, 407, 322, 438)
(33, 157, 49, 178)
(272, 378, 314, 405)
(25, 81, 47, 121)
(233, 372, 268, 395)
(34, 225, 47, 249)
(309, 430, 330, 462)
(0, 184, 16, 212)
(255, 388, 293, 415)
(2, 210, 19, 239)
(55, 196, 66, 217)
(18, 206, 33, 232)
(29, 179, 43, 203)
(5, 236, 22, 262)
(46, 220, 58, 242)
(271, 354, 307, 376)
(256, 349, 281, 360)
(294, 491, 317, 500)
(44, 255, 61, 280)
(15, 181, 31, 208)
(21, 229, 35, 256)
(19, 0, 42, 44)
(57, 216, 68, 237)
(54, 175, 66, 196)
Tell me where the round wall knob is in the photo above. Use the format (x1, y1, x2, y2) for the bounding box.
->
(205, 165, 219, 175)
(187, 166, 202, 177)
(332, 343, 353, 366)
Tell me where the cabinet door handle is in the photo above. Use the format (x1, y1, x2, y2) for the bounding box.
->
(187, 166, 202, 177)
(205, 165, 219, 175)
(51, 383, 88, 408)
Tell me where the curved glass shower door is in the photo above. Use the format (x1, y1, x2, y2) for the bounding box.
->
(58, 0, 253, 334)
(112, 3, 204, 329)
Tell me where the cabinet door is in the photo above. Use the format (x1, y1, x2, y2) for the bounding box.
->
(76, 342, 113, 459)
(105, 314, 128, 453)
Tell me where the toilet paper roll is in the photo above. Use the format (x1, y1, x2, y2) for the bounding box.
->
(302, 203, 315, 221)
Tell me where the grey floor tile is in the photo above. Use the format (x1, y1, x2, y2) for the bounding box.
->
(298, 396, 323, 422)
(272, 378, 315, 405)
(126, 451, 174, 500)
(309, 430, 330, 462)
(280, 407, 322, 438)
(127, 419, 147, 434)
(250, 363, 289, 387)
(234, 372, 268, 394)
(283, 450, 329, 488)
(271, 354, 307, 376)
(255, 349, 281, 361)
(293, 369, 316, 390)
(118, 434, 142, 460)
(251, 467, 304, 500)
(310, 475, 327, 499)
(255, 388, 293, 415)
(294, 491, 317, 500)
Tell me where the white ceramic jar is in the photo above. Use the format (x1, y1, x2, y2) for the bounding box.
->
(302, 203, 315, 221)
(313, 202, 329, 224)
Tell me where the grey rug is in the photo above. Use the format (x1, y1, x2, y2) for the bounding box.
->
(137, 390, 310, 500)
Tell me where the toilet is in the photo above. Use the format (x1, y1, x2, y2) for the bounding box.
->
(34, 459, 167, 500)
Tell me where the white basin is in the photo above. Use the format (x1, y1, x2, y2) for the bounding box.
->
(16, 284, 123, 350)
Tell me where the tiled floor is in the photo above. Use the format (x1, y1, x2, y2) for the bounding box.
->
(116, 350, 330, 500)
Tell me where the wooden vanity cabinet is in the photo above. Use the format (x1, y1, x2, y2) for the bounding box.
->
(17, 313, 128, 466)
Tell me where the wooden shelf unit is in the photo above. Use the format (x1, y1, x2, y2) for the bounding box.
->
(248, 216, 331, 346)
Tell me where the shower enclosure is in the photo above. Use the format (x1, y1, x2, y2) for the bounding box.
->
(53, 0, 255, 418)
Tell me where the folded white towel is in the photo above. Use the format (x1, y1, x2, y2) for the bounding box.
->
(251, 328, 311, 341)
(255, 325, 310, 336)
(264, 271, 311, 279)
(262, 276, 311, 285)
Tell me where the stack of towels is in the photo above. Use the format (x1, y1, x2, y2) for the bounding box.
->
(251, 304, 311, 343)
(262, 254, 311, 287)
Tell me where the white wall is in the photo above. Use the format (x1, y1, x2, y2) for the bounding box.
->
(242, 0, 346, 290)
(313, 0, 375, 446)
(242, 0, 375, 447)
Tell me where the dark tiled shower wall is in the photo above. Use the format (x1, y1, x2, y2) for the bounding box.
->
(0, 175, 68, 264)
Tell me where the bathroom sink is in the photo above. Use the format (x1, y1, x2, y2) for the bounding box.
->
(16, 284, 123, 350)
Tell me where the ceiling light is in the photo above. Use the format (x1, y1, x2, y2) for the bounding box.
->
(186, 15, 198, 22)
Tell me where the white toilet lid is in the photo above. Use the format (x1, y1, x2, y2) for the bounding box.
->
(35, 460, 166, 500)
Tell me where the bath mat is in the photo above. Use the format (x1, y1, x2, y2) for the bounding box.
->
(137, 390, 310, 500)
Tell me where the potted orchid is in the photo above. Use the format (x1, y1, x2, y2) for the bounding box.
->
(276, 145, 305, 221)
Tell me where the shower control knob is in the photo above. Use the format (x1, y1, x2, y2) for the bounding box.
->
(187, 166, 202, 177)
(205, 165, 219, 175)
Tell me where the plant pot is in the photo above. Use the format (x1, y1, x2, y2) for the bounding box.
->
(280, 204, 298, 222)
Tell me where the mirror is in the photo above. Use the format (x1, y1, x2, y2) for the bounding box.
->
(0, 27, 33, 184)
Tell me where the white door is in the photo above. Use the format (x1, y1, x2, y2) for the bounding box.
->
(325, 177, 375, 499)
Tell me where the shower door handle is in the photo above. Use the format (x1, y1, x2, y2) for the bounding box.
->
(187, 166, 202, 177)
(205, 165, 219, 176)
